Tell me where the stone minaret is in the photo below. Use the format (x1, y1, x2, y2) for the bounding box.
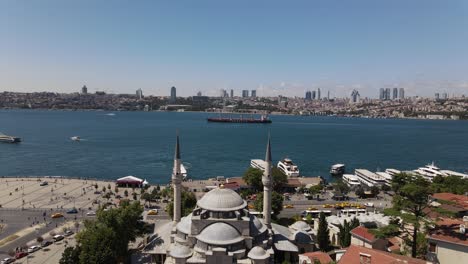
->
(262, 135, 272, 227)
(172, 134, 182, 223)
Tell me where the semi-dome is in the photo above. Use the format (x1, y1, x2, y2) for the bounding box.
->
(196, 222, 244, 245)
(289, 231, 313, 244)
(247, 246, 270, 260)
(289, 221, 311, 232)
(197, 188, 247, 212)
(169, 244, 192, 258)
(176, 214, 192, 234)
(250, 216, 268, 236)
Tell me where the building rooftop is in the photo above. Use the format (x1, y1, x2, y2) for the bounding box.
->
(432, 193, 468, 209)
(429, 218, 468, 247)
(338, 245, 428, 264)
(197, 187, 247, 212)
(350, 226, 377, 243)
(196, 222, 244, 245)
(301, 252, 333, 264)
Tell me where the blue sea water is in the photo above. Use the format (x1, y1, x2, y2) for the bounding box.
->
(0, 110, 467, 184)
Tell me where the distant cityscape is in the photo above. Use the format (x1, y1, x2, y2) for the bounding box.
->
(1, 85, 467, 120)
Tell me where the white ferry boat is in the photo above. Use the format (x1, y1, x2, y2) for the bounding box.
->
(413, 162, 447, 181)
(355, 169, 386, 187)
(342, 174, 360, 187)
(330, 164, 345, 176)
(384, 168, 401, 176)
(376, 172, 393, 186)
(0, 133, 21, 143)
(250, 159, 267, 171)
(277, 158, 300, 177)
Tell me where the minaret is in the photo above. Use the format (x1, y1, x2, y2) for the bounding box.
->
(172, 134, 182, 222)
(262, 134, 272, 227)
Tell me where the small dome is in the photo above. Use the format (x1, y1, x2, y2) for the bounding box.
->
(196, 222, 244, 245)
(289, 231, 313, 244)
(197, 188, 247, 212)
(289, 221, 311, 232)
(248, 246, 270, 260)
(176, 214, 192, 234)
(169, 244, 192, 258)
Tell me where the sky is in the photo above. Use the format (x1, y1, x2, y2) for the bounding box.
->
(1, 0, 468, 98)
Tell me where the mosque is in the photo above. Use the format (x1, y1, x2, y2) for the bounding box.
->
(143, 135, 314, 264)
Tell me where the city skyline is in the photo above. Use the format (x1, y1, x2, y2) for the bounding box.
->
(1, 0, 468, 98)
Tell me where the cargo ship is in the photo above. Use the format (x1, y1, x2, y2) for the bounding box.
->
(207, 114, 272, 124)
(0, 133, 22, 143)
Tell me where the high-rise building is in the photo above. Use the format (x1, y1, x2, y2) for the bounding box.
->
(312, 91, 316, 100)
(230, 89, 234, 98)
(317, 88, 321, 100)
(435, 93, 440, 100)
(170, 86, 177, 104)
(251, 90, 257, 98)
(351, 89, 360, 103)
(399, 88, 405, 99)
(379, 88, 385, 100)
(442, 93, 448, 100)
(242, 90, 249, 98)
(305, 91, 312, 101)
(136, 88, 143, 99)
(81, 85, 88, 95)
(197, 91, 202, 96)
(385, 88, 391, 100)
(392, 88, 398, 100)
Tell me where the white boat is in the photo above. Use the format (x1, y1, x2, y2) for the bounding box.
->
(181, 164, 188, 180)
(70, 136, 81, 141)
(0, 133, 21, 143)
(355, 169, 386, 187)
(413, 162, 448, 181)
(342, 174, 360, 187)
(277, 158, 300, 177)
(251, 159, 267, 171)
(376, 172, 393, 186)
(384, 168, 401, 176)
(330, 164, 345, 176)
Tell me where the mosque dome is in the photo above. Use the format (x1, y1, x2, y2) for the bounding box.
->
(247, 246, 270, 260)
(176, 214, 192, 234)
(196, 222, 244, 245)
(197, 188, 247, 212)
(169, 244, 192, 258)
(289, 231, 313, 244)
(289, 221, 312, 232)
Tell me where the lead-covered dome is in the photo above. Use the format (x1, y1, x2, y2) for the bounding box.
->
(197, 188, 247, 212)
(196, 222, 244, 245)
(289, 221, 311, 232)
(247, 246, 270, 260)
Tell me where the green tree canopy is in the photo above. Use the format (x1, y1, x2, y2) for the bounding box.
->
(271, 167, 288, 192)
(317, 212, 331, 251)
(242, 168, 263, 192)
(333, 179, 350, 194)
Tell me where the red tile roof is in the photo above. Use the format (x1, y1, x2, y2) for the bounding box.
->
(432, 193, 468, 209)
(301, 252, 333, 264)
(338, 245, 428, 264)
(429, 218, 468, 247)
(351, 226, 376, 243)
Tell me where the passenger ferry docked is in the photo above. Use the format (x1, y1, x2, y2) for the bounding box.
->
(355, 169, 386, 187)
(342, 174, 360, 187)
(413, 162, 447, 181)
(277, 158, 300, 177)
(330, 164, 345, 176)
(250, 159, 267, 171)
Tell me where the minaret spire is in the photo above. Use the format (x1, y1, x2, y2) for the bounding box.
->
(262, 133, 272, 227)
(172, 132, 182, 222)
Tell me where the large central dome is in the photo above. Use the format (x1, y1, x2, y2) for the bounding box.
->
(197, 188, 247, 211)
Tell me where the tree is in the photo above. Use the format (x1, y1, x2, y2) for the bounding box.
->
(333, 180, 350, 194)
(271, 167, 288, 192)
(253, 192, 284, 216)
(337, 218, 360, 247)
(317, 212, 331, 251)
(124, 190, 128, 197)
(430, 175, 468, 195)
(36, 236, 44, 243)
(370, 185, 380, 197)
(355, 186, 366, 198)
(386, 173, 431, 258)
(242, 168, 263, 192)
(166, 190, 197, 219)
(60, 246, 81, 264)
(381, 184, 391, 193)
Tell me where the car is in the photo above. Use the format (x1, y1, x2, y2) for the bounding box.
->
(115, 195, 122, 199)
(147, 209, 158, 215)
(1, 258, 15, 264)
(66, 208, 78, 214)
(356, 205, 366, 209)
(53, 235, 64, 242)
(39, 181, 48, 186)
(364, 202, 374, 207)
(307, 207, 317, 211)
(283, 204, 294, 209)
(41, 240, 53, 247)
(334, 204, 344, 210)
(15, 252, 28, 259)
(322, 204, 333, 208)
(64, 230, 74, 236)
(86, 211, 96, 216)
(51, 213, 63, 218)
(27, 245, 41, 253)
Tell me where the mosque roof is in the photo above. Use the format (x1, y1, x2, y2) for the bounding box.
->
(176, 214, 192, 234)
(196, 222, 244, 245)
(169, 244, 192, 258)
(247, 246, 270, 260)
(197, 188, 247, 212)
(289, 221, 312, 232)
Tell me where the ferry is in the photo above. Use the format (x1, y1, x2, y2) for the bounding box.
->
(250, 159, 267, 171)
(330, 164, 345, 176)
(181, 164, 188, 180)
(375, 172, 393, 186)
(384, 168, 401, 177)
(277, 158, 300, 177)
(0, 133, 21, 143)
(355, 169, 386, 187)
(413, 162, 447, 181)
(70, 136, 81, 141)
(207, 114, 272, 124)
(342, 174, 360, 187)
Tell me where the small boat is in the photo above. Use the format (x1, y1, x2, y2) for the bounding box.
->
(330, 164, 345, 176)
(70, 136, 81, 141)
(105, 113, 116, 116)
(0, 133, 21, 143)
(277, 158, 300, 177)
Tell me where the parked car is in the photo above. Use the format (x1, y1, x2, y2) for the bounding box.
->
(51, 213, 63, 218)
(39, 181, 48, 186)
(41, 240, 53, 247)
(0, 258, 15, 264)
(283, 204, 294, 209)
(147, 209, 158, 215)
(53, 235, 64, 242)
(27, 245, 41, 253)
(15, 252, 28, 259)
(64, 230, 74, 236)
(86, 211, 96, 216)
(364, 202, 374, 207)
(66, 208, 78, 214)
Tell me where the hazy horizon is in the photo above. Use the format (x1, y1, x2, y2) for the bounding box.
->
(2, 0, 467, 98)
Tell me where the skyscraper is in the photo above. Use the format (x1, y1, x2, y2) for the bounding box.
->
(399, 88, 405, 99)
(435, 93, 440, 100)
(136, 88, 143, 99)
(230, 89, 234, 98)
(351, 89, 360, 103)
(379, 88, 385, 100)
(251, 90, 257, 98)
(81, 85, 88, 95)
(442, 93, 448, 100)
(392, 88, 398, 100)
(170, 86, 176, 104)
(312, 91, 316, 100)
(242, 90, 249, 98)
(317, 88, 321, 100)
(305, 91, 312, 101)
(385, 88, 391, 100)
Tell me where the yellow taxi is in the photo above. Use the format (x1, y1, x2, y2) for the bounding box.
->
(147, 209, 158, 215)
(307, 207, 317, 211)
(283, 204, 294, 209)
(51, 213, 64, 218)
(322, 204, 333, 208)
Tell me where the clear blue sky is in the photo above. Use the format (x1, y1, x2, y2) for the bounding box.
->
(1, 0, 467, 97)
